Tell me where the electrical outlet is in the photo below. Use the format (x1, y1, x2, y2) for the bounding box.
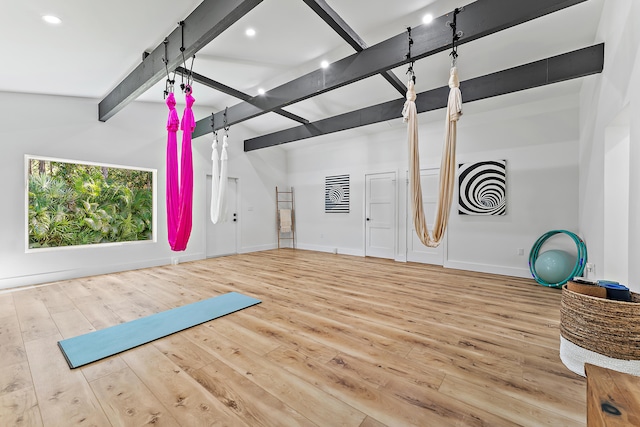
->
(586, 263, 595, 274)
(517, 248, 524, 256)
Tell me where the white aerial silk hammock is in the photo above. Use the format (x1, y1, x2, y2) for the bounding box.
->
(403, 66, 462, 248)
(210, 131, 229, 224)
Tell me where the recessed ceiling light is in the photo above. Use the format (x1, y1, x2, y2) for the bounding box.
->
(245, 28, 256, 37)
(320, 60, 329, 69)
(422, 14, 434, 24)
(42, 15, 62, 25)
(257, 88, 265, 95)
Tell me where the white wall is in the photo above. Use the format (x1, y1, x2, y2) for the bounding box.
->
(193, 124, 287, 254)
(603, 123, 629, 284)
(287, 87, 580, 278)
(579, 0, 640, 292)
(0, 91, 285, 289)
(11, 10, 631, 289)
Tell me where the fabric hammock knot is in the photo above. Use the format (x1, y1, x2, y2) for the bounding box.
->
(447, 67, 463, 122)
(221, 134, 229, 160)
(165, 93, 179, 132)
(448, 66, 460, 88)
(211, 134, 218, 159)
(402, 80, 417, 124)
(180, 87, 196, 133)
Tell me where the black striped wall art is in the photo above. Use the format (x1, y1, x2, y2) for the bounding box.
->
(458, 160, 506, 216)
(325, 174, 350, 213)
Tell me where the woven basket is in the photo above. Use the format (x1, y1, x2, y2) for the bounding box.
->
(561, 285, 640, 360)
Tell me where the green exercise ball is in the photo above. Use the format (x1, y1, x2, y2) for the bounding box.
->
(534, 249, 576, 284)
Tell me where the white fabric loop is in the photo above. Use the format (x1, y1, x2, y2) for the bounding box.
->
(210, 133, 229, 224)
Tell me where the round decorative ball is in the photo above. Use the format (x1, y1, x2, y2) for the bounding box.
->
(534, 249, 576, 284)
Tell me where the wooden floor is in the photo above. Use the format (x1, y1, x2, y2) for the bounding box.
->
(0, 249, 586, 426)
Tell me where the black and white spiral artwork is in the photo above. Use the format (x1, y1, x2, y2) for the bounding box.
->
(458, 160, 506, 215)
(325, 174, 350, 213)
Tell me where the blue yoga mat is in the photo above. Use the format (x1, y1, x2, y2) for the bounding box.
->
(58, 291, 261, 368)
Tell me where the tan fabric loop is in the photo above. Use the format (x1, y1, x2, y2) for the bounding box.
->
(448, 87, 463, 122)
(407, 67, 462, 248)
(448, 66, 460, 88)
(406, 80, 417, 101)
(402, 81, 417, 123)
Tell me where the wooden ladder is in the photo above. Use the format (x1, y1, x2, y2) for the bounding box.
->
(276, 187, 295, 248)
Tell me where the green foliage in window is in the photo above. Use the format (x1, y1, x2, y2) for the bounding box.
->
(28, 160, 153, 248)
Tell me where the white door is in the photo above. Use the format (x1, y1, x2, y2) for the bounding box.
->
(407, 169, 445, 265)
(206, 176, 238, 257)
(365, 172, 396, 259)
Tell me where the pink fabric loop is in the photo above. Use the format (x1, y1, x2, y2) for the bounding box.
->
(166, 90, 195, 251)
(180, 93, 196, 132)
(166, 93, 179, 132)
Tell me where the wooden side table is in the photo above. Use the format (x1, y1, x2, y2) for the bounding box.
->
(586, 363, 640, 426)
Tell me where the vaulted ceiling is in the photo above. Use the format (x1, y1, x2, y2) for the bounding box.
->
(3, 0, 604, 148)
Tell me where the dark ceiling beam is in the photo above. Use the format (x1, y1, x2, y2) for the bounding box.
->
(302, 0, 367, 51)
(244, 43, 604, 151)
(176, 67, 309, 130)
(98, 0, 263, 122)
(198, 0, 587, 136)
(302, 0, 406, 95)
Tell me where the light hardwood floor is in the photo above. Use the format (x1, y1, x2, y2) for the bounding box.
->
(0, 249, 586, 426)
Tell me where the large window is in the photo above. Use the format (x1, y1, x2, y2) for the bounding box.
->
(26, 156, 156, 250)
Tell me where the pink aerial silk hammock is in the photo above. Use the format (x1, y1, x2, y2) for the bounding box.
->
(165, 87, 195, 251)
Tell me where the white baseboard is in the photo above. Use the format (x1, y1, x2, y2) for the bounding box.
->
(295, 243, 364, 257)
(338, 247, 365, 257)
(0, 253, 206, 291)
(240, 243, 278, 254)
(0, 250, 533, 292)
(444, 259, 531, 279)
(295, 243, 329, 253)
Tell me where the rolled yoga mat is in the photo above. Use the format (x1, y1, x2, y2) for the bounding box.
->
(58, 291, 261, 368)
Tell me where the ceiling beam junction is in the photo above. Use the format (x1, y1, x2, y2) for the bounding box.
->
(243, 43, 604, 151)
(176, 66, 309, 127)
(195, 0, 587, 138)
(301, 0, 406, 95)
(98, 0, 263, 122)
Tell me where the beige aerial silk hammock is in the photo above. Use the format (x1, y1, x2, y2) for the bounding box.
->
(402, 66, 462, 248)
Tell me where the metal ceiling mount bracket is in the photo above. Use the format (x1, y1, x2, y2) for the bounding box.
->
(98, 0, 263, 122)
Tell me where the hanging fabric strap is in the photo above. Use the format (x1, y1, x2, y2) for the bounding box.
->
(166, 87, 195, 251)
(404, 67, 462, 247)
(210, 131, 229, 224)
